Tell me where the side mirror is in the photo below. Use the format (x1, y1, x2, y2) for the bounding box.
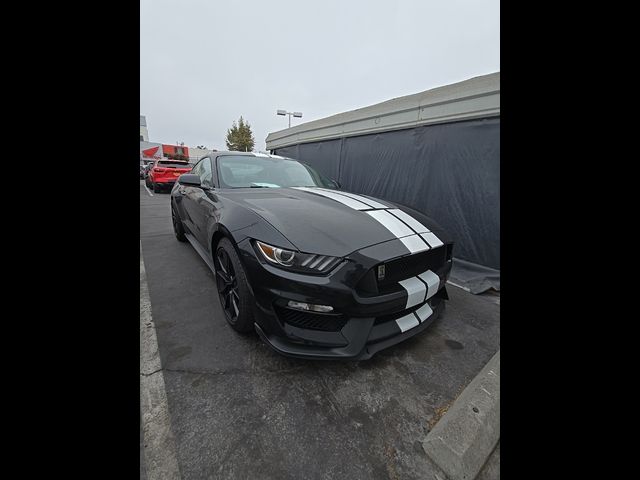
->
(178, 174, 202, 187)
(332, 179, 341, 189)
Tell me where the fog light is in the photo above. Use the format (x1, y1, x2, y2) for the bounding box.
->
(287, 301, 333, 313)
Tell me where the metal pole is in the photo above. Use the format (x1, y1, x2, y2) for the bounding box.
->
(288, 113, 291, 128)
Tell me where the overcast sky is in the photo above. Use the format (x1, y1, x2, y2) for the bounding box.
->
(140, 0, 499, 151)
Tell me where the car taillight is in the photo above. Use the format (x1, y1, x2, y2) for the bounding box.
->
(153, 168, 166, 173)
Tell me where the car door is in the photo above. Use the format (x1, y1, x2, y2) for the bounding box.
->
(182, 157, 218, 248)
(175, 159, 204, 234)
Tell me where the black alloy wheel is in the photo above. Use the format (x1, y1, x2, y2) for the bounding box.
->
(171, 206, 187, 242)
(214, 238, 254, 332)
(216, 247, 240, 323)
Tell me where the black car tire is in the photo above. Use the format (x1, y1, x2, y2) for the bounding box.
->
(214, 237, 254, 333)
(145, 176, 151, 188)
(153, 182, 160, 193)
(171, 204, 187, 242)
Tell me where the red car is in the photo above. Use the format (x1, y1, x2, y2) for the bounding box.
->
(145, 159, 192, 192)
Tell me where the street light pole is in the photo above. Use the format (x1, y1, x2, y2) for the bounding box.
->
(277, 109, 303, 128)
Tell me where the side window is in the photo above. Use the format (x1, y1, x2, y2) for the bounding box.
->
(200, 158, 213, 188)
(190, 160, 203, 177)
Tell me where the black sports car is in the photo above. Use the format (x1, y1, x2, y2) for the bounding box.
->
(171, 151, 453, 360)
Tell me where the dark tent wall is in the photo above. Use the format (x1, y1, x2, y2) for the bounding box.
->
(274, 117, 500, 270)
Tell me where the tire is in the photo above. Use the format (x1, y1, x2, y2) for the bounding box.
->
(153, 182, 160, 193)
(171, 204, 187, 242)
(214, 237, 255, 333)
(145, 176, 151, 188)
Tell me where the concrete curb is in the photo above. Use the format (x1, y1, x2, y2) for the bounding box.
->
(140, 243, 182, 479)
(422, 350, 500, 480)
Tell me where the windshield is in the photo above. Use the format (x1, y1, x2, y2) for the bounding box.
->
(217, 155, 336, 189)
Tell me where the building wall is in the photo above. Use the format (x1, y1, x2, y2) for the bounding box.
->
(140, 141, 163, 160)
(140, 115, 149, 142)
(187, 148, 212, 162)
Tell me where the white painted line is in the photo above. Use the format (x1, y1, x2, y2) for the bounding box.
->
(140, 243, 181, 479)
(144, 184, 154, 197)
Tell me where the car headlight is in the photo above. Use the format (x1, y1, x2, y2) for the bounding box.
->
(255, 241, 341, 274)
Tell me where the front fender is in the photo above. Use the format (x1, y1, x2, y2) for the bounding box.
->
(206, 201, 296, 257)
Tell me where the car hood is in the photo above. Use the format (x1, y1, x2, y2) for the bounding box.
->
(221, 187, 443, 258)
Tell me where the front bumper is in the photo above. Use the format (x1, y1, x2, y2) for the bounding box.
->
(237, 237, 453, 360)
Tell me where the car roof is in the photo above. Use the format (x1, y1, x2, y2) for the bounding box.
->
(212, 151, 290, 160)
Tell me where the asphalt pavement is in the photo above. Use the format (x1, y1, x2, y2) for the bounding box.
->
(140, 181, 500, 479)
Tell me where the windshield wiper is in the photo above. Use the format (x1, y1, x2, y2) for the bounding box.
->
(248, 185, 269, 188)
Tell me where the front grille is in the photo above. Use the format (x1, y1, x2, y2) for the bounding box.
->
(355, 245, 448, 296)
(373, 296, 444, 325)
(274, 306, 347, 332)
(377, 246, 447, 289)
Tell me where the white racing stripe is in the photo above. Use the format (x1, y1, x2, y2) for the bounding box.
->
(293, 187, 371, 210)
(316, 188, 390, 209)
(396, 312, 420, 332)
(366, 209, 415, 237)
(294, 187, 445, 255)
(415, 302, 434, 322)
(421, 232, 444, 248)
(418, 270, 441, 300)
(388, 209, 430, 233)
(400, 234, 430, 253)
(399, 276, 427, 309)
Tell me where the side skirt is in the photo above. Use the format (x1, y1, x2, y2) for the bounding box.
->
(184, 232, 216, 275)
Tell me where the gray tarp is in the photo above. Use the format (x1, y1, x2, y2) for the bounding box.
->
(274, 117, 500, 291)
(449, 258, 500, 294)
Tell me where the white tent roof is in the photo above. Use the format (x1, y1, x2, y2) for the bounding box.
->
(266, 72, 499, 150)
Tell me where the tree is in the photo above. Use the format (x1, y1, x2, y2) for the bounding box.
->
(225, 116, 255, 152)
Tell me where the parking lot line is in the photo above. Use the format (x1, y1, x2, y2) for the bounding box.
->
(144, 184, 154, 197)
(140, 242, 181, 479)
